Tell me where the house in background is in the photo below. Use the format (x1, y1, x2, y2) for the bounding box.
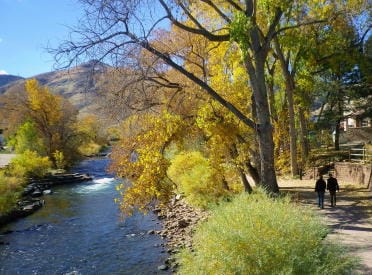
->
(340, 110, 372, 131)
(339, 116, 372, 147)
(338, 111, 372, 163)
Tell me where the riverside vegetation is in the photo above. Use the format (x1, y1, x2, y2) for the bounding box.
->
(1, 0, 370, 273)
(0, 79, 108, 217)
(177, 190, 357, 275)
(0, 151, 51, 215)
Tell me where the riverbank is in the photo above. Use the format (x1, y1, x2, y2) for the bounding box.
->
(0, 173, 92, 228)
(152, 196, 208, 272)
(156, 180, 372, 273)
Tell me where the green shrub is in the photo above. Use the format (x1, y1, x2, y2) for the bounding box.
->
(11, 121, 46, 155)
(53, 150, 66, 169)
(78, 142, 102, 156)
(9, 150, 52, 178)
(0, 172, 23, 215)
(178, 189, 357, 275)
(167, 151, 228, 208)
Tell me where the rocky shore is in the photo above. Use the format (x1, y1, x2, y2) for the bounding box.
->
(151, 196, 209, 272)
(0, 173, 92, 228)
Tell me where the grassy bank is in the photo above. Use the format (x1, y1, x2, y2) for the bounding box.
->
(0, 151, 51, 216)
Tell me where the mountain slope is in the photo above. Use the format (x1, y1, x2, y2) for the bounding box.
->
(0, 61, 108, 115)
(0, 74, 24, 87)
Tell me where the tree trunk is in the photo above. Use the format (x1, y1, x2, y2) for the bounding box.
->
(244, 55, 279, 193)
(249, 94, 262, 180)
(274, 39, 298, 177)
(222, 177, 230, 191)
(335, 94, 343, 151)
(334, 118, 341, 151)
(298, 107, 310, 162)
(286, 85, 299, 177)
(266, 67, 277, 123)
(231, 143, 255, 192)
(238, 167, 252, 193)
(245, 161, 260, 185)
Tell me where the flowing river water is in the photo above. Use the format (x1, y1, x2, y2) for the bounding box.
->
(0, 158, 169, 274)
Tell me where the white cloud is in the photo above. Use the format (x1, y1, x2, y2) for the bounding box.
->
(0, 38, 3, 43)
(0, 70, 8, 75)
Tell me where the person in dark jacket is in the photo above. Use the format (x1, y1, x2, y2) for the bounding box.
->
(327, 173, 340, 207)
(315, 175, 326, 209)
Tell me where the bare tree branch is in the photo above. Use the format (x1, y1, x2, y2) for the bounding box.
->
(158, 0, 230, 42)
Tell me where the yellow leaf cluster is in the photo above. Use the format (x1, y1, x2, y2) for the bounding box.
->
(110, 111, 185, 215)
(25, 79, 62, 126)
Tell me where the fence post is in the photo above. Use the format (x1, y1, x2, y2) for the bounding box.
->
(349, 149, 351, 162)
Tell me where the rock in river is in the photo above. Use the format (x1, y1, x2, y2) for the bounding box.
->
(42, 190, 52, 195)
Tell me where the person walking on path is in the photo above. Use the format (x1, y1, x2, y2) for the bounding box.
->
(327, 173, 339, 207)
(315, 175, 326, 208)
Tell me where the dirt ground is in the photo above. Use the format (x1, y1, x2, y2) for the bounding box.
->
(279, 179, 372, 274)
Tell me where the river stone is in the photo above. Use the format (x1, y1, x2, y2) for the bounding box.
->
(31, 190, 42, 197)
(157, 264, 169, 271)
(178, 219, 189, 228)
(22, 205, 35, 211)
(153, 208, 161, 214)
(165, 257, 175, 265)
(175, 194, 182, 200)
(43, 190, 52, 195)
(22, 186, 35, 196)
(157, 214, 166, 219)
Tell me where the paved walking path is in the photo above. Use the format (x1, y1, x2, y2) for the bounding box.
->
(279, 179, 372, 274)
(0, 154, 16, 168)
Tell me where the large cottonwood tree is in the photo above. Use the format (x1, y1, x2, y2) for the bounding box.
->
(53, 0, 364, 192)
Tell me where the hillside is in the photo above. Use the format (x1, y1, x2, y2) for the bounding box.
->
(0, 74, 24, 87)
(0, 61, 108, 115)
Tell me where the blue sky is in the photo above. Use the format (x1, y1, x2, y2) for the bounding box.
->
(0, 0, 83, 77)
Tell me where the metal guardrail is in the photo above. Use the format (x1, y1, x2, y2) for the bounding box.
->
(349, 148, 372, 163)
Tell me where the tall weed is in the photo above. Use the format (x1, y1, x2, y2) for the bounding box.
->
(0, 173, 23, 215)
(178, 189, 357, 274)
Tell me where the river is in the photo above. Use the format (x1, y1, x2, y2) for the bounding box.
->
(0, 158, 169, 274)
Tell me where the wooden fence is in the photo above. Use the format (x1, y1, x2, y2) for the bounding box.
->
(349, 147, 372, 163)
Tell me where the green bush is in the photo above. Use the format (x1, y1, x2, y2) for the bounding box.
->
(9, 150, 52, 178)
(53, 150, 66, 169)
(167, 151, 228, 208)
(78, 142, 102, 156)
(0, 172, 23, 215)
(10, 121, 46, 155)
(178, 190, 357, 275)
